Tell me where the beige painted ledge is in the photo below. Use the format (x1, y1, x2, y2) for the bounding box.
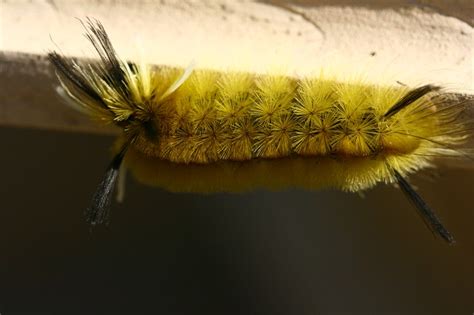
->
(0, 1, 473, 143)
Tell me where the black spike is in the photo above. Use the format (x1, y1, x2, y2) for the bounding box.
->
(83, 18, 129, 96)
(85, 139, 131, 226)
(384, 85, 441, 118)
(48, 52, 107, 107)
(394, 170, 455, 244)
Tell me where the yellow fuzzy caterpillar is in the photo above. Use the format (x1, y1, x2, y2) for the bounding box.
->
(49, 19, 472, 244)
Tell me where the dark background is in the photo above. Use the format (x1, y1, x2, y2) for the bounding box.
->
(0, 126, 473, 314)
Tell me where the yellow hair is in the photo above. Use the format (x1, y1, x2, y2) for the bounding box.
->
(49, 19, 471, 241)
(55, 46, 469, 192)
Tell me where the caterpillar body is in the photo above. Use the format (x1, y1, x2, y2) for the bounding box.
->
(49, 19, 472, 244)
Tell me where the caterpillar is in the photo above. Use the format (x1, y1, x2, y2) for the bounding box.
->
(49, 19, 472, 244)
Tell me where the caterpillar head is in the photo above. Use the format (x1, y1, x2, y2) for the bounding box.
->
(49, 18, 193, 141)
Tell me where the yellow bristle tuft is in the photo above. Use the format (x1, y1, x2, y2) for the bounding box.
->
(216, 72, 254, 127)
(251, 75, 296, 125)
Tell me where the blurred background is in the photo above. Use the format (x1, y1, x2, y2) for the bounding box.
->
(1, 0, 473, 314)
